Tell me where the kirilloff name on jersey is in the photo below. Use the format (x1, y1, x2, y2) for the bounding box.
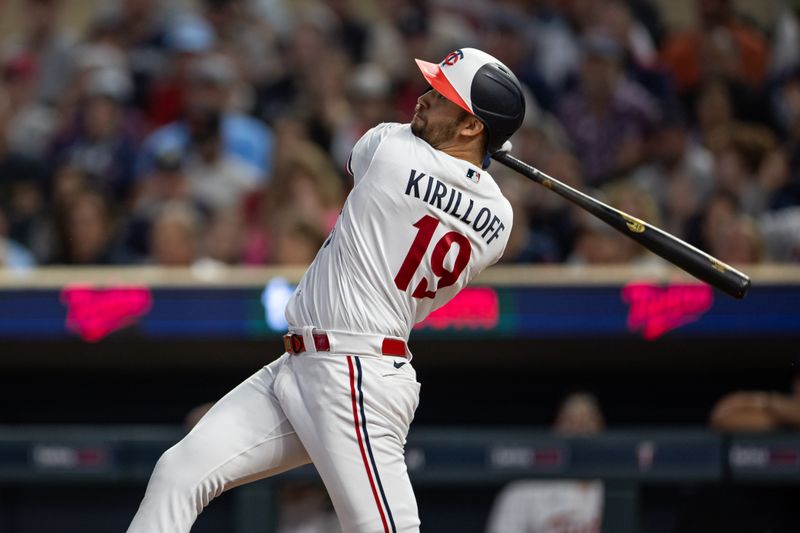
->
(405, 169, 506, 244)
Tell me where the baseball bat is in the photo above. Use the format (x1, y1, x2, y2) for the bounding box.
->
(492, 151, 751, 299)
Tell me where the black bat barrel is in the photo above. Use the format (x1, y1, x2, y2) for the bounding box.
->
(492, 152, 751, 299)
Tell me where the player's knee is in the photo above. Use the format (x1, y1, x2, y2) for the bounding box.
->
(148, 440, 226, 511)
(149, 443, 202, 494)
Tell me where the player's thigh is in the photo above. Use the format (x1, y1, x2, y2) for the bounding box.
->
(283, 354, 421, 532)
(157, 355, 311, 490)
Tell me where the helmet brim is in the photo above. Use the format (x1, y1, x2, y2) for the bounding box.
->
(414, 58, 472, 116)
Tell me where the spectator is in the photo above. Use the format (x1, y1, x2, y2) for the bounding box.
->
(769, 0, 800, 76)
(501, 95, 581, 262)
(1, 0, 76, 106)
(710, 363, 800, 431)
(759, 206, 800, 261)
(595, 0, 678, 113)
(771, 69, 800, 201)
(297, 46, 353, 155)
(137, 53, 274, 183)
(263, 140, 344, 239)
(313, 0, 371, 65)
(132, 142, 191, 217)
(97, 0, 175, 109)
(569, 182, 663, 265)
(696, 191, 765, 265)
(660, 0, 769, 94)
(147, 201, 202, 266)
(127, 142, 193, 257)
(57, 43, 129, 131)
(0, 0, 795, 269)
(202, 208, 245, 265)
(271, 216, 327, 266)
(496, 143, 582, 263)
(276, 482, 341, 533)
(632, 114, 714, 240)
(0, 79, 48, 253)
(50, 164, 89, 214)
(50, 68, 141, 202)
(388, 9, 437, 123)
(0, 206, 36, 270)
(145, 13, 216, 128)
(201, 0, 281, 90)
(557, 30, 660, 185)
(485, 392, 605, 533)
(245, 135, 344, 263)
(238, 113, 315, 265)
(1, 51, 58, 160)
(711, 131, 777, 217)
(596, 0, 658, 69)
(717, 213, 764, 264)
(184, 401, 215, 431)
(496, 169, 544, 263)
(363, 0, 427, 84)
(181, 99, 260, 211)
(329, 62, 398, 170)
(253, 10, 337, 126)
(526, 0, 600, 91)
(481, 6, 555, 113)
(50, 187, 128, 265)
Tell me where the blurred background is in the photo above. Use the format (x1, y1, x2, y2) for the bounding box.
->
(1, 0, 800, 531)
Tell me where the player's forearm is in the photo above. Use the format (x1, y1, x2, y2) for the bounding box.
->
(711, 407, 778, 432)
(766, 394, 800, 427)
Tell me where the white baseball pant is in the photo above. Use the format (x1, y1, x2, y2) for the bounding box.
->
(127, 347, 421, 533)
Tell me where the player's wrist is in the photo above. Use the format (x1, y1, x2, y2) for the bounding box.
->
(764, 392, 780, 413)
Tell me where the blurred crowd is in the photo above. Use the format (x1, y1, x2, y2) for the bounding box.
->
(1, 0, 800, 269)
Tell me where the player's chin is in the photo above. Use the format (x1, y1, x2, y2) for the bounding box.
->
(410, 115, 425, 135)
(411, 120, 430, 142)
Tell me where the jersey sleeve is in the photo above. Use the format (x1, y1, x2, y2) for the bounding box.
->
(346, 122, 404, 185)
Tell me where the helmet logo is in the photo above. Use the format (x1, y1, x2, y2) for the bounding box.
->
(441, 49, 464, 67)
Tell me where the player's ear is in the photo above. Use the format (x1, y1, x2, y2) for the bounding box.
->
(459, 115, 485, 140)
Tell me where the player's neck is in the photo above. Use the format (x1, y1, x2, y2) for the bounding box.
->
(436, 138, 484, 168)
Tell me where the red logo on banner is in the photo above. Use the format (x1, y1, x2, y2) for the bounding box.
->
(61, 286, 153, 342)
(415, 287, 499, 330)
(622, 282, 713, 340)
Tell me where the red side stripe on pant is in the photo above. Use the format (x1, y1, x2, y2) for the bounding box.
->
(347, 356, 390, 532)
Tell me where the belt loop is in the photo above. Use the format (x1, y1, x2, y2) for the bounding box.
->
(300, 326, 316, 353)
(283, 334, 293, 354)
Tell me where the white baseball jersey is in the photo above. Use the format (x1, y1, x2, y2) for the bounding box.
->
(128, 122, 513, 533)
(285, 122, 513, 340)
(486, 480, 604, 533)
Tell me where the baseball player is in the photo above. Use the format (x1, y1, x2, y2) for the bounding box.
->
(127, 47, 525, 533)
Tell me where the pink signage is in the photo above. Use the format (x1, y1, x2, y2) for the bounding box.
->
(61, 285, 153, 342)
(622, 282, 714, 340)
(415, 287, 499, 330)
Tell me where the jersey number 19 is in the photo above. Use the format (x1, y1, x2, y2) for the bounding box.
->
(393, 215, 472, 299)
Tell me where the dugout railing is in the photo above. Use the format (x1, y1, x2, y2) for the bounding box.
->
(1, 426, 800, 532)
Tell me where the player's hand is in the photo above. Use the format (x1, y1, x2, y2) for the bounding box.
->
(709, 391, 778, 432)
(484, 140, 513, 168)
(494, 140, 513, 154)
